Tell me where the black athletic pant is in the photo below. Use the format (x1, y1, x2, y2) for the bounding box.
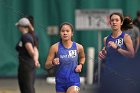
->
(18, 57, 35, 93)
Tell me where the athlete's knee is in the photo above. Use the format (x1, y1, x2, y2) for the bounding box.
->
(67, 86, 80, 93)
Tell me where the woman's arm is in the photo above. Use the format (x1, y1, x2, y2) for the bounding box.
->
(25, 43, 35, 58)
(78, 44, 85, 65)
(45, 43, 58, 69)
(75, 44, 85, 72)
(34, 46, 40, 68)
(117, 34, 134, 57)
(98, 37, 107, 60)
(25, 43, 40, 68)
(135, 37, 140, 54)
(34, 46, 39, 61)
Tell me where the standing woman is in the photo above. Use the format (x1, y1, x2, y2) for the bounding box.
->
(16, 17, 40, 93)
(99, 13, 134, 93)
(45, 22, 85, 93)
(122, 16, 140, 54)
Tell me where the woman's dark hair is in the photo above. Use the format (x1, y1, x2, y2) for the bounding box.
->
(137, 10, 140, 17)
(25, 16, 38, 48)
(121, 16, 133, 31)
(26, 16, 34, 26)
(110, 12, 124, 22)
(59, 22, 74, 33)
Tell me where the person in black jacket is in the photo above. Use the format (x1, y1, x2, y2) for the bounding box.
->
(122, 16, 140, 54)
(133, 10, 140, 51)
(16, 17, 40, 93)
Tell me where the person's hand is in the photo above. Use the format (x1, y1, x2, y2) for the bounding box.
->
(98, 49, 107, 60)
(108, 41, 117, 49)
(52, 58, 60, 65)
(75, 64, 82, 72)
(35, 60, 40, 68)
